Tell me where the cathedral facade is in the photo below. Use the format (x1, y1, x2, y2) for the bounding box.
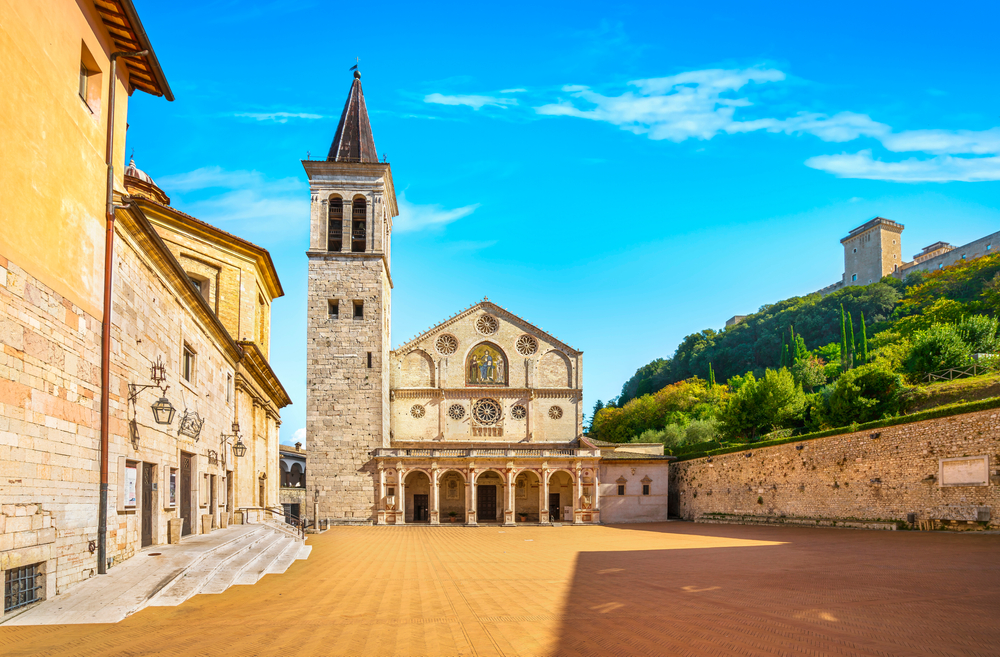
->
(304, 72, 670, 526)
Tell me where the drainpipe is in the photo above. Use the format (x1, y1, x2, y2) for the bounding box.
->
(98, 49, 148, 575)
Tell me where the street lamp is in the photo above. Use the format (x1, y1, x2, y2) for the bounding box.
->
(127, 355, 176, 449)
(150, 395, 176, 425)
(233, 436, 247, 458)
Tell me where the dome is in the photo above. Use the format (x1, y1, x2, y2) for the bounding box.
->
(124, 158, 156, 186)
(123, 158, 170, 205)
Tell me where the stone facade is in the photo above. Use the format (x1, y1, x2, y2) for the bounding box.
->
(897, 231, 999, 277)
(670, 408, 1000, 528)
(841, 217, 904, 287)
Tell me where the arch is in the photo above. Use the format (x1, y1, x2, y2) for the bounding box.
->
(514, 470, 540, 522)
(404, 470, 431, 523)
(474, 469, 505, 523)
(351, 195, 367, 252)
(546, 469, 575, 523)
(401, 349, 434, 387)
(464, 341, 508, 386)
(539, 350, 572, 388)
(289, 462, 305, 488)
(438, 469, 467, 522)
(328, 195, 344, 252)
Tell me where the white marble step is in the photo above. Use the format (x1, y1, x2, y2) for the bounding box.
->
(148, 528, 271, 606)
(200, 531, 287, 594)
(266, 539, 308, 575)
(233, 535, 293, 586)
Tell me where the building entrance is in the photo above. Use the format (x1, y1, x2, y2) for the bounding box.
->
(412, 494, 429, 522)
(477, 485, 497, 522)
(141, 463, 154, 547)
(549, 493, 561, 522)
(180, 453, 193, 535)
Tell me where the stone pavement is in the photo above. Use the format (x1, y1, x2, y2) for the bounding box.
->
(3, 523, 309, 626)
(0, 522, 998, 656)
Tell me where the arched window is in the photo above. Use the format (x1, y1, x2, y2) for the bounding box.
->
(351, 197, 367, 252)
(328, 196, 343, 252)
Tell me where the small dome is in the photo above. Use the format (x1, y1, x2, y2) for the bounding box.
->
(124, 158, 156, 186)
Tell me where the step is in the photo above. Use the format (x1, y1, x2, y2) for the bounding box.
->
(266, 540, 306, 575)
(148, 528, 271, 606)
(200, 531, 287, 594)
(233, 535, 292, 586)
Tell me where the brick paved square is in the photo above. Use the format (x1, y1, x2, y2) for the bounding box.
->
(1, 523, 998, 656)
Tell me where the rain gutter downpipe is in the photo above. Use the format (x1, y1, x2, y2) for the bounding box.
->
(98, 49, 147, 575)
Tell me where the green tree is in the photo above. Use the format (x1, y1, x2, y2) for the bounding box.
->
(708, 363, 716, 387)
(824, 362, 905, 426)
(718, 369, 804, 441)
(955, 314, 999, 354)
(840, 305, 848, 371)
(858, 311, 869, 365)
(846, 311, 856, 369)
(792, 355, 828, 392)
(904, 324, 974, 376)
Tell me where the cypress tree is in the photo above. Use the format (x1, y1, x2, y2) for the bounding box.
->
(847, 311, 856, 370)
(859, 311, 869, 365)
(708, 362, 716, 387)
(789, 326, 798, 366)
(840, 305, 848, 370)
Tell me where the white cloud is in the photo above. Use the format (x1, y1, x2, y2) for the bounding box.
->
(234, 111, 324, 123)
(500, 88, 527, 93)
(424, 93, 517, 110)
(805, 150, 1000, 182)
(293, 428, 306, 445)
(395, 193, 480, 232)
(157, 167, 308, 240)
(536, 67, 787, 142)
(880, 128, 1000, 155)
(740, 111, 891, 142)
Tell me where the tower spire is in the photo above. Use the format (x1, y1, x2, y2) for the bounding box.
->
(328, 69, 377, 163)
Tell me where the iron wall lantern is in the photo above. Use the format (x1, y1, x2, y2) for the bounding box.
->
(232, 437, 247, 458)
(151, 396, 177, 425)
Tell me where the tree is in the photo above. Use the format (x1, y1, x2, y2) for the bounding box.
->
(956, 314, 999, 354)
(840, 305, 848, 371)
(904, 324, 974, 376)
(792, 355, 827, 392)
(858, 311, 869, 365)
(824, 362, 905, 426)
(846, 311, 856, 370)
(708, 363, 716, 387)
(717, 369, 804, 442)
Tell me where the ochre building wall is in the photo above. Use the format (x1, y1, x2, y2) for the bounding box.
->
(670, 409, 1000, 528)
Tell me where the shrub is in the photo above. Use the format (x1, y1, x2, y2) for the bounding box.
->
(956, 314, 999, 354)
(824, 363, 905, 426)
(717, 368, 804, 442)
(904, 324, 974, 376)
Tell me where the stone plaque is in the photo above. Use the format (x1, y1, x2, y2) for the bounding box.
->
(939, 456, 989, 487)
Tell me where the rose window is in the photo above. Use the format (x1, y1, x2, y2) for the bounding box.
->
(448, 404, 465, 420)
(548, 405, 563, 420)
(515, 335, 538, 356)
(476, 314, 499, 335)
(410, 404, 425, 419)
(510, 404, 527, 420)
(435, 334, 458, 355)
(472, 398, 502, 425)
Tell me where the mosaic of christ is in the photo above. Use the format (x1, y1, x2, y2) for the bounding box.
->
(466, 343, 506, 385)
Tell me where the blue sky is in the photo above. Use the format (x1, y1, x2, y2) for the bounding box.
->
(125, 0, 1000, 445)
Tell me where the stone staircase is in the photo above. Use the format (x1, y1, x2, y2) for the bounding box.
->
(4, 524, 310, 626)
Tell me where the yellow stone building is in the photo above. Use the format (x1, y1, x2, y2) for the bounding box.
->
(0, 0, 289, 616)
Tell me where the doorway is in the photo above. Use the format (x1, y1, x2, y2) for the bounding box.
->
(180, 453, 193, 535)
(413, 494, 429, 522)
(209, 474, 217, 528)
(477, 485, 497, 522)
(549, 493, 561, 522)
(259, 478, 265, 508)
(141, 463, 154, 547)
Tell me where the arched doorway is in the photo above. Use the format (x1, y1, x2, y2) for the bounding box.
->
(547, 471, 574, 523)
(514, 470, 539, 522)
(475, 470, 505, 523)
(404, 471, 431, 523)
(437, 470, 466, 524)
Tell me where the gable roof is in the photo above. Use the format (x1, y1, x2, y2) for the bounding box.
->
(327, 72, 378, 163)
(394, 298, 582, 355)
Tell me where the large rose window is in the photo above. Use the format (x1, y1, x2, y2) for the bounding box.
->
(472, 398, 502, 425)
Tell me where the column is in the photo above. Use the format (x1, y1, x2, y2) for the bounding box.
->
(540, 469, 550, 524)
(397, 469, 406, 525)
(467, 468, 477, 525)
(504, 468, 515, 526)
(376, 466, 386, 525)
(573, 467, 583, 524)
(430, 468, 440, 525)
(592, 467, 601, 524)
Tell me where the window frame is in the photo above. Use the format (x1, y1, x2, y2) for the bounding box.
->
(329, 300, 339, 319)
(353, 300, 364, 320)
(182, 343, 196, 384)
(617, 484, 625, 496)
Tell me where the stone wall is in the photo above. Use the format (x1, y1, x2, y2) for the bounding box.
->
(599, 462, 670, 524)
(898, 231, 999, 277)
(670, 408, 1000, 528)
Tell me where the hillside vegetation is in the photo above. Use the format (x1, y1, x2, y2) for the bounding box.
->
(591, 252, 1000, 450)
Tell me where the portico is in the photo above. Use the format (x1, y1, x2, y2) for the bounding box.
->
(374, 447, 602, 526)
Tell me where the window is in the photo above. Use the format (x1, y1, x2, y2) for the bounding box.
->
(328, 300, 339, 319)
(353, 301, 364, 319)
(987, 244, 992, 251)
(78, 63, 89, 101)
(617, 484, 625, 496)
(187, 274, 210, 303)
(961, 253, 966, 259)
(169, 468, 177, 506)
(201, 474, 209, 506)
(182, 344, 196, 382)
(892, 254, 896, 259)
(328, 197, 343, 252)
(5, 563, 43, 613)
(351, 198, 367, 252)
(851, 274, 858, 282)
(367, 351, 373, 368)
(189, 277, 202, 294)
(939, 264, 944, 269)
(387, 487, 395, 497)
(226, 373, 232, 404)
(852, 248, 857, 253)
(642, 484, 650, 496)
(78, 42, 101, 114)
(124, 463, 138, 507)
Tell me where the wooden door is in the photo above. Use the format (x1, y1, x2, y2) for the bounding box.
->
(180, 453, 192, 536)
(549, 493, 560, 521)
(413, 494, 429, 522)
(477, 485, 497, 522)
(141, 463, 154, 547)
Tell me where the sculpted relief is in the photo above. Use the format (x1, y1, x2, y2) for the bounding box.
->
(466, 343, 506, 386)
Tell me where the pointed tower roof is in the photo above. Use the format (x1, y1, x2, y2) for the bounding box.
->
(328, 71, 379, 163)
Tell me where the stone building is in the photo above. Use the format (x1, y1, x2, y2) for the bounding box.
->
(304, 73, 672, 526)
(0, 0, 289, 617)
(279, 443, 307, 523)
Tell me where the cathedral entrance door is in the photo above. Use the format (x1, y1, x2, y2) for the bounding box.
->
(477, 485, 497, 522)
(413, 494, 429, 522)
(549, 493, 561, 521)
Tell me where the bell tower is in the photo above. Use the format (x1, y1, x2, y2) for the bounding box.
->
(303, 70, 398, 522)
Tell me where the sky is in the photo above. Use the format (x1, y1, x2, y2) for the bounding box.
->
(124, 0, 1000, 446)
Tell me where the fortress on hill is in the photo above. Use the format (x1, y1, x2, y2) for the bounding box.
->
(726, 218, 999, 327)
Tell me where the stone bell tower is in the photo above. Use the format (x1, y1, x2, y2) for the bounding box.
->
(303, 70, 398, 522)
